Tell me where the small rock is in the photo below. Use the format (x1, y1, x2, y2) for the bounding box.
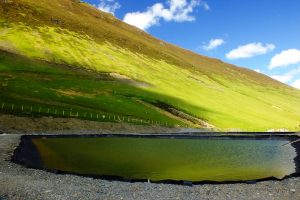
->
(290, 189, 296, 192)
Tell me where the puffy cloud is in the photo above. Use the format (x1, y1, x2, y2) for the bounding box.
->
(123, 0, 206, 30)
(291, 79, 300, 89)
(226, 43, 275, 60)
(202, 38, 225, 51)
(269, 49, 300, 69)
(122, 3, 164, 30)
(270, 66, 300, 83)
(97, 0, 121, 15)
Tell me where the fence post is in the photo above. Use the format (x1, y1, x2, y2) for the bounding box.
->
(76, 112, 79, 117)
(47, 108, 50, 114)
(63, 110, 65, 116)
(84, 112, 87, 118)
(38, 107, 41, 113)
(12, 104, 14, 110)
(21, 105, 24, 112)
(91, 113, 93, 119)
(55, 109, 57, 115)
(1, 103, 4, 109)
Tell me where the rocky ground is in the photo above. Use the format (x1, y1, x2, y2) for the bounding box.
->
(0, 114, 300, 200)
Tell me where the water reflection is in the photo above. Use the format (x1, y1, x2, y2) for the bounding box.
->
(30, 137, 296, 182)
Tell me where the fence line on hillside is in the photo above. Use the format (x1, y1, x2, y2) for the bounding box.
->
(0, 101, 182, 128)
(1, 101, 289, 132)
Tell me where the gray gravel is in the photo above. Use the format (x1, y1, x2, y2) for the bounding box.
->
(0, 134, 300, 200)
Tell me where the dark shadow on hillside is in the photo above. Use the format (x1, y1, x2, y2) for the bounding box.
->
(0, 50, 217, 127)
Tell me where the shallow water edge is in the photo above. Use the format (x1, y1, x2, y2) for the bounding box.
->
(12, 133, 300, 184)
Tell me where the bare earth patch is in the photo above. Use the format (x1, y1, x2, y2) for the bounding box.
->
(52, 89, 96, 99)
(110, 72, 152, 88)
(0, 113, 184, 134)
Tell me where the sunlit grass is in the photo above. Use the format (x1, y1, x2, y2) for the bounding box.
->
(0, 22, 300, 131)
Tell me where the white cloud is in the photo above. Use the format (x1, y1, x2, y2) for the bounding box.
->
(271, 74, 294, 83)
(201, 1, 210, 10)
(122, 3, 163, 30)
(123, 0, 206, 30)
(269, 49, 300, 69)
(291, 79, 300, 89)
(270, 66, 300, 83)
(202, 38, 225, 51)
(254, 69, 261, 73)
(226, 43, 275, 60)
(97, 0, 121, 15)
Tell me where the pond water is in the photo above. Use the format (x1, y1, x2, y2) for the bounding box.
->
(27, 136, 297, 182)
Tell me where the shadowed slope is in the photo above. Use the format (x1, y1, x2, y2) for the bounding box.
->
(0, 0, 300, 130)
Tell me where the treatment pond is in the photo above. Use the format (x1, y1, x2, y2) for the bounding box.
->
(13, 134, 299, 183)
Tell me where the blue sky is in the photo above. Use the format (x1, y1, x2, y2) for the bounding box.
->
(84, 0, 300, 89)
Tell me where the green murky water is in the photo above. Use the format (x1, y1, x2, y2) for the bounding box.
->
(32, 137, 296, 182)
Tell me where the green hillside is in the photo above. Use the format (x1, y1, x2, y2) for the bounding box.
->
(1, 0, 300, 131)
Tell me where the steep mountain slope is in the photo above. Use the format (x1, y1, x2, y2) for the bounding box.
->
(0, 0, 300, 131)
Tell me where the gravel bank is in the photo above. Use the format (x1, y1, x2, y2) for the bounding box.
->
(0, 134, 299, 200)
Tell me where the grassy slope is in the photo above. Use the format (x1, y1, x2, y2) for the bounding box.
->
(0, 50, 186, 126)
(0, 0, 300, 131)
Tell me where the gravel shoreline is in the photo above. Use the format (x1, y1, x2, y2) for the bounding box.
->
(0, 134, 299, 200)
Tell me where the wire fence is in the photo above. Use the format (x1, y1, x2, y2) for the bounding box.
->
(3, 101, 290, 132)
(0, 101, 179, 127)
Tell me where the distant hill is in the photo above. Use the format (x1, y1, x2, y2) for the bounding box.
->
(1, 0, 300, 131)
